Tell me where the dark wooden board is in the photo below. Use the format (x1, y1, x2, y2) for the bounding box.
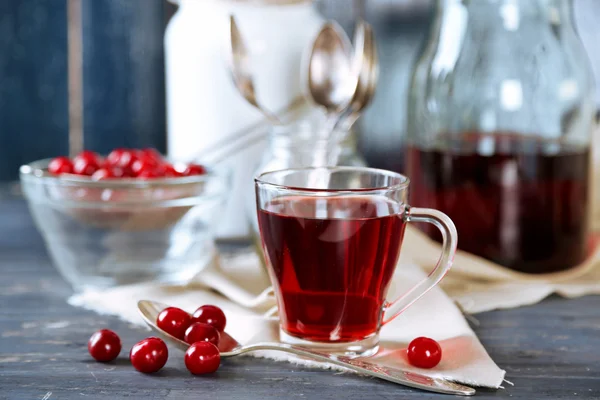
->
(1, 192, 600, 399)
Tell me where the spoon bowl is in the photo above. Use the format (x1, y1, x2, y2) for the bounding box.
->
(307, 22, 358, 123)
(137, 300, 475, 396)
(229, 15, 283, 125)
(338, 20, 379, 130)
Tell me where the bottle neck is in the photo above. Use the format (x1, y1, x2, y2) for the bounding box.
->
(269, 126, 357, 157)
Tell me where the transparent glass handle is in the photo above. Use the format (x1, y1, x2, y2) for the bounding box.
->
(382, 206, 458, 324)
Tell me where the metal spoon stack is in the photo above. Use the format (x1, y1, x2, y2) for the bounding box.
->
(306, 19, 379, 132)
(226, 16, 379, 156)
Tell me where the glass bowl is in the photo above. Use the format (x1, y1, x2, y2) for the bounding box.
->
(20, 159, 229, 290)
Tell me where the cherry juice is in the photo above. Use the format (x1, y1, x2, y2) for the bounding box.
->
(406, 134, 590, 273)
(258, 196, 406, 343)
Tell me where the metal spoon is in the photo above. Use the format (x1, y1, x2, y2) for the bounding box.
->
(138, 300, 475, 396)
(306, 21, 358, 129)
(337, 20, 379, 131)
(229, 15, 283, 125)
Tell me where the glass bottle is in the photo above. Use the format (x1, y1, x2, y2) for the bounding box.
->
(246, 119, 367, 257)
(406, 0, 596, 273)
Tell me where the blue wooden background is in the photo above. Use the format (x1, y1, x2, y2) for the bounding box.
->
(0, 0, 168, 181)
(0, 0, 70, 181)
(81, 0, 167, 155)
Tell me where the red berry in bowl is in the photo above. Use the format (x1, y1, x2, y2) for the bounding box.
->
(106, 148, 128, 166)
(139, 148, 163, 165)
(163, 163, 184, 177)
(109, 166, 127, 178)
(138, 168, 162, 179)
(91, 167, 117, 180)
(184, 322, 220, 346)
(192, 305, 226, 332)
(78, 150, 103, 163)
(156, 307, 192, 340)
(183, 163, 206, 176)
(73, 151, 102, 176)
(131, 159, 156, 177)
(48, 156, 74, 175)
(185, 342, 220, 375)
(88, 329, 121, 362)
(107, 148, 138, 175)
(130, 337, 168, 373)
(407, 337, 442, 369)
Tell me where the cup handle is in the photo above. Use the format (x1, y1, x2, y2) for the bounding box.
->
(382, 206, 458, 325)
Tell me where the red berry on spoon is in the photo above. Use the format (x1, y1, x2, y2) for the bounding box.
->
(184, 322, 220, 346)
(88, 329, 121, 362)
(48, 156, 74, 175)
(130, 337, 168, 373)
(156, 307, 192, 340)
(407, 337, 442, 369)
(185, 342, 220, 375)
(192, 305, 226, 332)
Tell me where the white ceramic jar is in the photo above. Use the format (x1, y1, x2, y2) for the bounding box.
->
(165, 0, 323, 239)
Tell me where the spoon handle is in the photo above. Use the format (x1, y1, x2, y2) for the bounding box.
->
(235, 343, 475, 396)
(192, 95, 306, 165)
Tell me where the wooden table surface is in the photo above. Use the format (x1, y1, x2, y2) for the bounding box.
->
(2, 191, 600, 400)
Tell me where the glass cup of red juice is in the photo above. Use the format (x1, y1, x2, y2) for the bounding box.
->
(255, 166, 458, 357)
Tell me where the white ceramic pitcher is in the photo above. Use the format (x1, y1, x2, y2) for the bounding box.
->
(165, 0, 323, 239)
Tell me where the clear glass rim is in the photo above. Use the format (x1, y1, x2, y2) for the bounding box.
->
(255, 166, 410, 193)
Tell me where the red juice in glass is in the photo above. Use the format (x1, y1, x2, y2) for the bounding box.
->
(258, 196, 406, 342)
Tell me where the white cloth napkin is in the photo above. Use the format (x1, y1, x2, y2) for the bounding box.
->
(401, 227, 600, 314)
(69, 249, 506, 389)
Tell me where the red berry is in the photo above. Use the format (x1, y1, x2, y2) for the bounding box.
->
(48, 156, 74, 175)
(78, 150, 103, 164)
(137, 168, 161, 179)
(91, 167, 116, 180)
(88, 329, 121, 362)
(407, 337, 442, 369)
(184, 322, 220, 346)
(106, 148, 128, 166)
(73, 151, 102, 176)
(110, 167, 127, 178)
(184, 342, 220, 375)
(163, 163, 184, 177)
(183, 163, 206, 176)
(130, 159, 156, 177)
(130, 337, 168, 374)
(139, 148, 163, 165)
(106, 149, 138, 175)
(156, 307, 192, 340)
(192, 305, 226, 332)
